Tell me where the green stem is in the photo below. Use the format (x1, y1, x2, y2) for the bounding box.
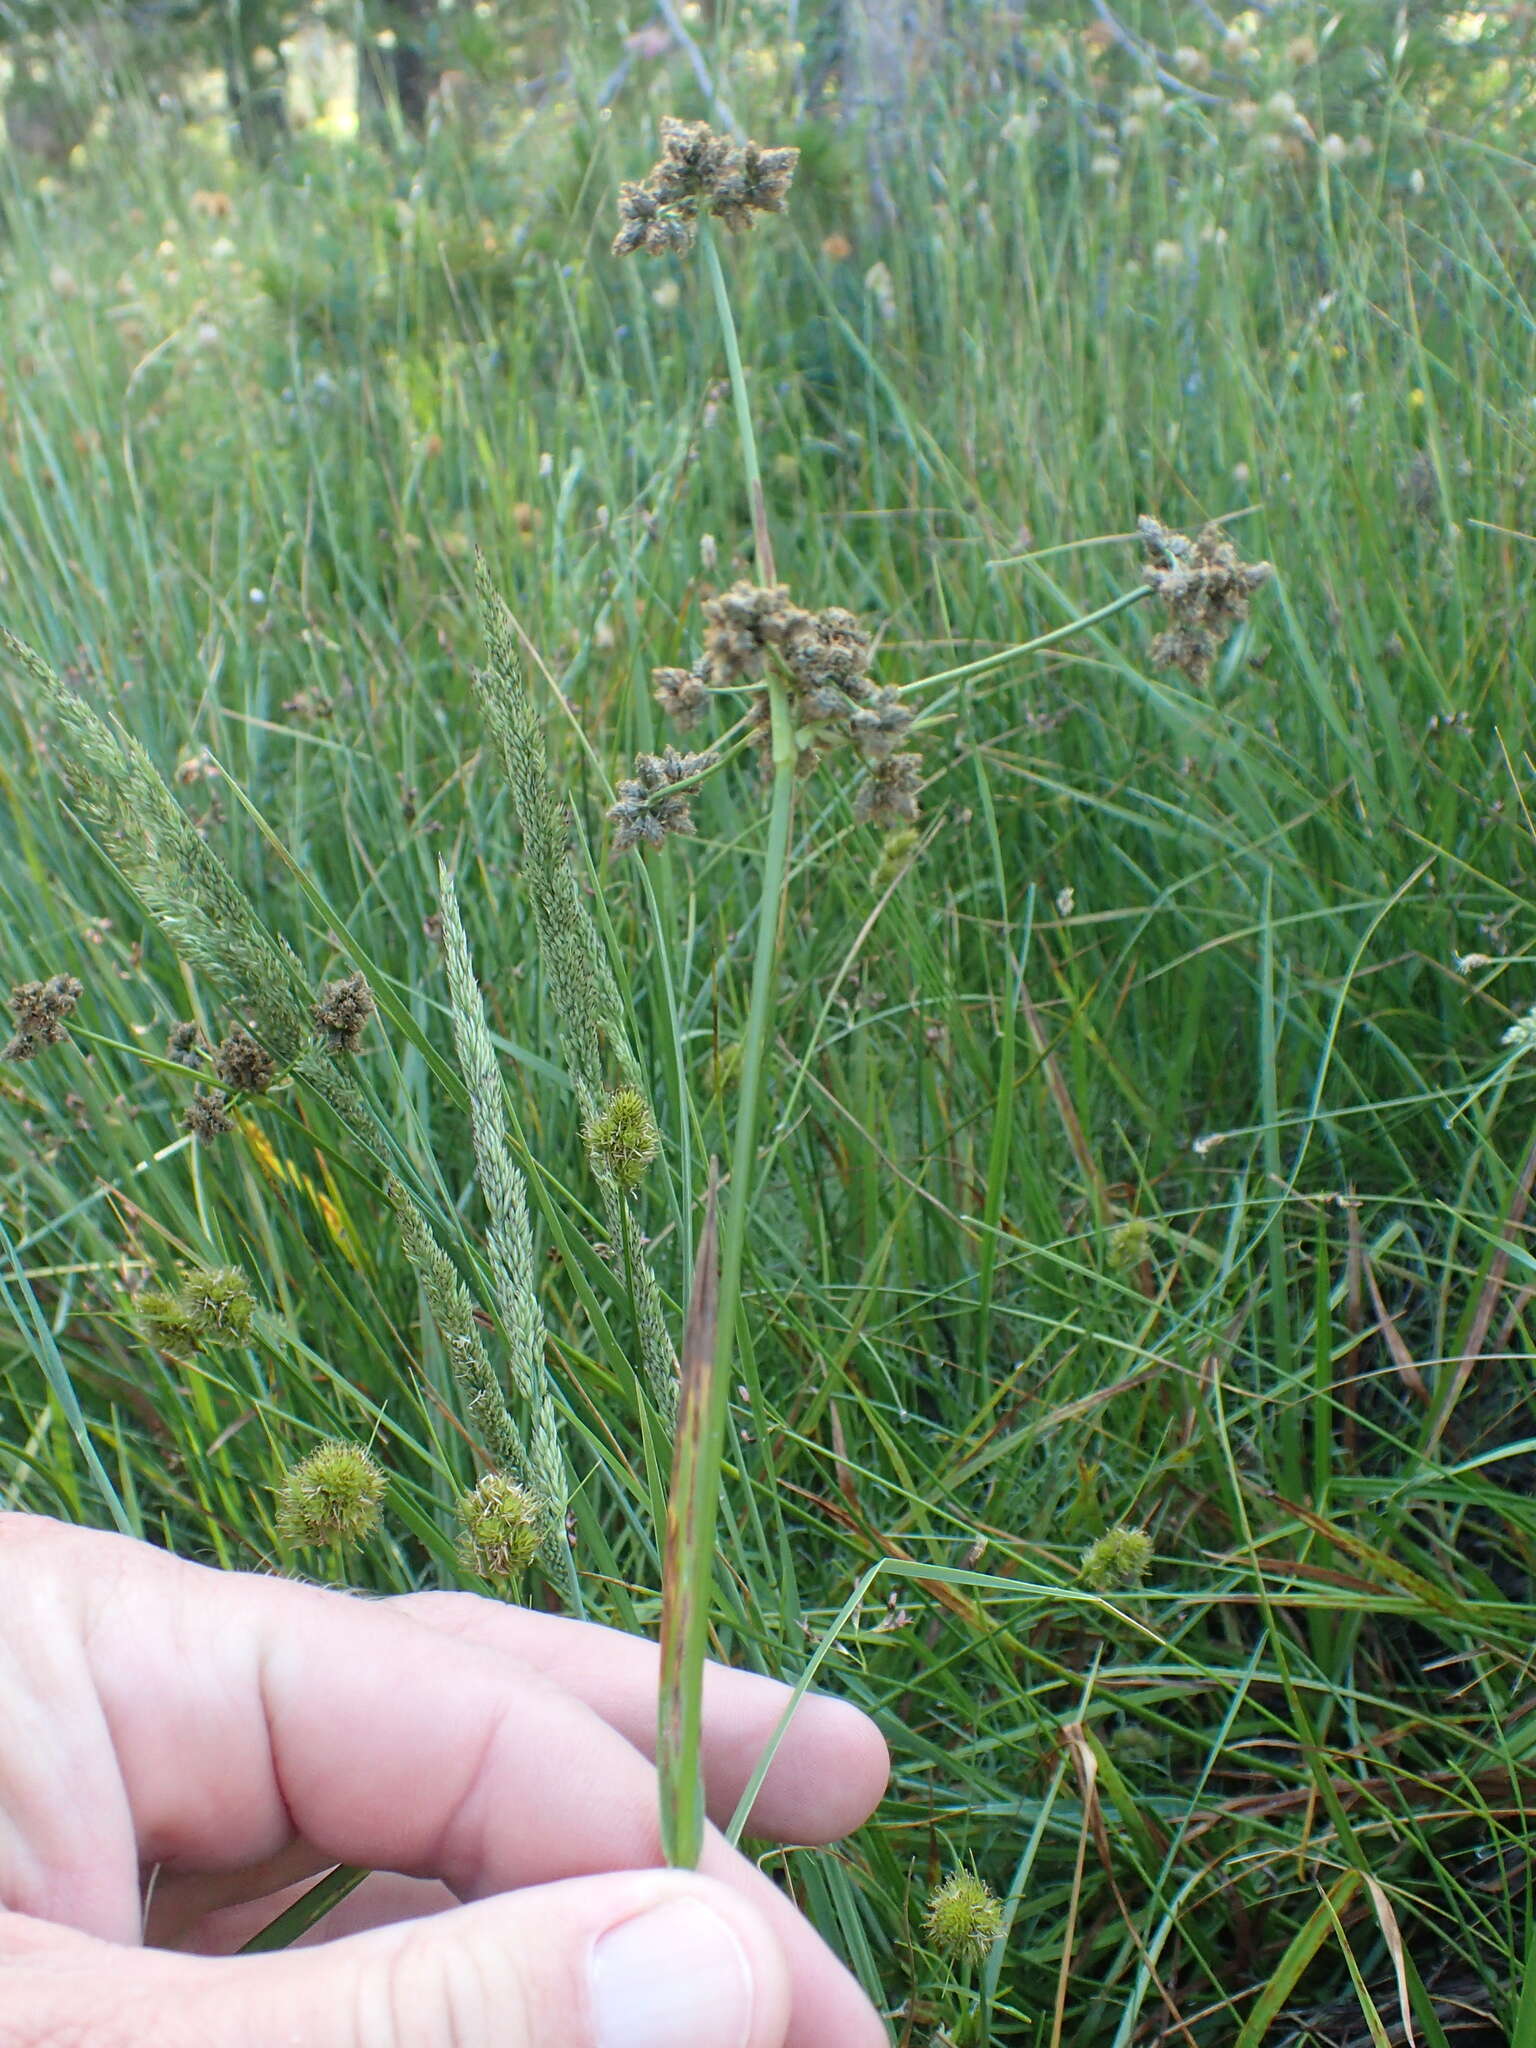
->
(661, 226, 798, 1869)
(702, 231, 776, 585)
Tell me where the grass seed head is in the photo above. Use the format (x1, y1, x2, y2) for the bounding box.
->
(652, 661, 713, 731)
(176, 1264, 255, 1343)
(854, 751, 923, 828)
(612, 119, 799, 259)
(1080, 1523, 1155, 1591)
(584, 1084, 661, 1190)
(923, 1867, 1003, 1966)
(135, 1286, 204, 1357)
(457, 1469, 544, 1585)
(182, 1085, 235, 1144)
(277, 1439, 386, 1551)
(213, 1025, 276, 1094)
(166, 1020, 205, 1068)
(1107, 1217, 1154, 1271)
(608, 746, 714, 853)
(702, 581, 801, 683)
(5, 975, 83, 1057)
(849, 686, 914, 762)
(1140, 515, 1272, 685)
(312, 970, 376, 1054)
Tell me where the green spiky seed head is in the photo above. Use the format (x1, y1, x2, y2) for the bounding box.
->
(1080, 1524, 1154, 1592)
(873, 826, 920, 891)
(135, 1287, 204, 1357)
(176, 1265, 255, 1344)
(277, 1440, 386, 1550)
(1106, 1218, 1153, 1271)
(457, 1471, 545, 1586)
(583, 1086, 660, 1190)
(923, 1868, 1002, 1966)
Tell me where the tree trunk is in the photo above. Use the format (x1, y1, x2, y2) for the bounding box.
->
(225, 0, 289, 164)
(842, 0, 943, 209)
(358, 0, 441, 145)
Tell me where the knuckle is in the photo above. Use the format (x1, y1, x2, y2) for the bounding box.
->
(371, 1923, 533, 2048)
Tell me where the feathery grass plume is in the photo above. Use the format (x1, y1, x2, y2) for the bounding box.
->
(469, 557, 641, 1109)
(456, 1469, 545, 1589)
(276, 1440, 386, 1551)
(923, 1868, 1003, 1967)
(437, 861, 571, 1579)
(470, 558, 678, 1415)
(6, 634, 393, 1161)
(386, 1173, 533, 1486)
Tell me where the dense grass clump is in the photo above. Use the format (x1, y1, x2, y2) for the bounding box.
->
(4, 8, 1536, 2041)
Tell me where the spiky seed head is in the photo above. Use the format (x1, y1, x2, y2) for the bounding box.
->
(853, 751, 923, 829)
(608, 747, 714, 854)
(177, 1265, 255, 1344)
(923, 1868, 1003, 1966)
(135, 1286, 204, 1357)
(277, 1440, 386, 1550)
(457, 1470, 544, 1586)
(652, 663, 712, 731)
(313, 971, 376, 1055)
(584, 1085, 660, 1190)
(1080, 1524, 1155, 1591)
(1139, 516, 1272, 685)
(213, 1026, 276, 1094)
(166, 1021, 205, 1067)
(7, 974, 83, 1051)
(872, 826, 920, 891)
(182, 1086, 235, 1144)
(1106, 1218, 1153, 1271)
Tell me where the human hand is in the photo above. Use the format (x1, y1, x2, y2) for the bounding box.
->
(0, 1512, 889, 2047)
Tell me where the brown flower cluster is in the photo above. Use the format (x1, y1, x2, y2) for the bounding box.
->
(608, 745, 716, 853)
(632, 581, 919, 844)
(613, 117, 799, 259)
(213, 1025, 276, 1094)
(312, 971, 376, 1055)
(3, 974, 83, 1063)
(183, 1085, 234, 1145)
(1140, 516, 1273, 685)
(166, 1020, 204, 1068)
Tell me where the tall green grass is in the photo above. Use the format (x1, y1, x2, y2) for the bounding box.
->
(3, 19, 1536, 2041)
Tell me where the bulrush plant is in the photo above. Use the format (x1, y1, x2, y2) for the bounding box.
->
(601, 121, 1279, 1880)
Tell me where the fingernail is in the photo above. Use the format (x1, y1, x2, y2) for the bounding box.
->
(589, 1898, 755, 2048)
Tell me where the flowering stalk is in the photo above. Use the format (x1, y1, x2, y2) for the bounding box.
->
(655, 221, 798, 1872)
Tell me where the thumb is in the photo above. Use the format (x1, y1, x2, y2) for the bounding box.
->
(194, 1869, 792, 2048)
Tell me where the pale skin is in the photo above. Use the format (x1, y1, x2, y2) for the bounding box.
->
(0, 1513, 892, 2048)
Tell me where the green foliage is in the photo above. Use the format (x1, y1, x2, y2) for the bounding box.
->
(2, 11, 1536, 2043)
